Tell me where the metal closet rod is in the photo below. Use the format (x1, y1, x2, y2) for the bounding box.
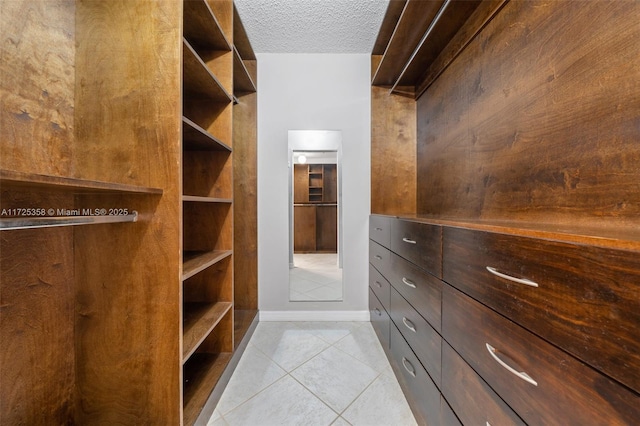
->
(0, 211, 138, 231)
(390, 0, 453, 95)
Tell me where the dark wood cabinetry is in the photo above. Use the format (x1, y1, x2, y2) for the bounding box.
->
(293, 163, 338, 253)
(371, 0, 639, 424)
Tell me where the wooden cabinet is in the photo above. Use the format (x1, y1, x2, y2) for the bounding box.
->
(294, 164, 337, 203)
(0, 1, 257, 424)
(370, 215, 640, 425)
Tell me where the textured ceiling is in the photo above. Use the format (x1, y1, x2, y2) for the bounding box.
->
(234, 0, 390, 53)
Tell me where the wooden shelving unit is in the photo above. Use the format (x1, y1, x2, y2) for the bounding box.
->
(182, 1, 235, 424)
(1, 1, 257, 424)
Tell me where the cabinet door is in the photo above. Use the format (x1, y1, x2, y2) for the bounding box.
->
(293, 164, 308, 203)
(390, 220, 442, 278)
(322, 164, 337, 203)
(316, 205, 337, 252)
(294, 205, 316, 252)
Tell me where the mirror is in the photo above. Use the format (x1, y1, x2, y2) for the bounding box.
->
(288, 130, 343, 302)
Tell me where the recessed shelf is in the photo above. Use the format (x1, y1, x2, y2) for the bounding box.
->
(182, 301, 233, 361)
(182, 195, 233, 204)
(0, 169, 162, 194)
(183, 352, 232, 426)
(182, 117, 232, 152)
(183, 39, 233, 103)
(233, 7, 256, 60)
(183, 0, 232, 52)
(233, 48, 256, 94)
(182, 250, 233, 281)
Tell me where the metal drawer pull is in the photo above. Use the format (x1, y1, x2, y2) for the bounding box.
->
(402, 317, 417, 333)
(374, 255, 383, 260)
(402, 237, 417, 244)
(374, 308, 382, 316)
(375, 227, 383, 231)
(402, 357, 416, 377)
(375, 280, 382, 288)
(402, 277, 416, 288)
(486, 266, 539, 288)
(486, 343, 538, 386)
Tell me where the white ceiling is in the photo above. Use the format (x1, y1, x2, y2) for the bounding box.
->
(234, 0, 390, 53)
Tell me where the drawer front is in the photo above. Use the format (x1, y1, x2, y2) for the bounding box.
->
(390, 287, 441, 388)
(390, 219, 442, 278)
(442, 342, 524, 426)
(369, 265, 390, 310)
(370, 215, 391, 248)
(443, 227, 640, 393)
(389, 324, 440, 426)
(439, 396, 462, 426)
(369, 240, 390, 277)
(442, 285, 640, 425)
(387, 252, 442, 333)
(369, 288, 390, 351)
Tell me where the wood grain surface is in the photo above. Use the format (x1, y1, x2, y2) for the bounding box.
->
(417, 0, 640, 228)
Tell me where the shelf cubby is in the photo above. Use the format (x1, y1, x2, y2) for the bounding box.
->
(182, 249, 233, 281)
(183, 39, 233, 104)
(182, 301, 233, 360)
(182, 117, 232, 152)
(183, 150, 233, 199)
(233, 47, 256, 94)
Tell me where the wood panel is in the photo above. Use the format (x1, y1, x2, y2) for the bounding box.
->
(322, 164, 337, 203)
(293, 164, 309, 203)
(183, 202, 233, 253)
(316, 205, 337, 252)
(294, 205, 316, 253)
(417, 0, 640, 228)
(73, 1, 182, 422)
(0, 0, 75, 177)
(233, 92, 258, 311)
(371, 86, 416, 215)
(183, 150, 233, 199)
(0, 191, 75, 425)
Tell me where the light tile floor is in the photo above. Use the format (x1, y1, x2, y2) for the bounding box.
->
(290, 254, 343, 301)
(209, 321, 417, 426)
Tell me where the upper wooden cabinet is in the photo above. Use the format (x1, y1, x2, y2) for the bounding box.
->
(294, 164, 337, 204)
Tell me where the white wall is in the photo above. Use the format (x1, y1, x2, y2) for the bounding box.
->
(256, 53, 371, 319)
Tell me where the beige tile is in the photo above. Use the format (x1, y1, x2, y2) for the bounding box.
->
(334, 324, 391, 372)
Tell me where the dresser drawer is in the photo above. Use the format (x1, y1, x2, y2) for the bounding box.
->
(369, 240, 390, 277)
(439, 396, 461, 426)
(369, 264, 390, 310)
(442, 342, 524, 426)
(389, 323, 440, 426)
(391, 219, 442, 278)
(387, 252, 442, 333)
(442, 285, 639, 425)
(390, 287, 441, 388)
(443, 227, 640, 393)
(370, 214, 391, 248)
(369, 288, 390, 351)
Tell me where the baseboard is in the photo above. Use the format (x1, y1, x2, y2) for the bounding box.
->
(259, 310, 370, 322)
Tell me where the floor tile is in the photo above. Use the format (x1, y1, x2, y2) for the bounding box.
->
(223, 375, 338, 426)
(214, 345, 287, 415)
(291, 346, 379, 413)
(331, 417, 352, 426)
(250, 322, 330, 371)
(333, 324, 391, 372)
(342, 374, 418, 426)
(294, 321, 364, 344)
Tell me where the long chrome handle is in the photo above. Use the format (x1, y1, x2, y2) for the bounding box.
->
(486, 343, 538, 386)
(374, 280, 382, 288)
(402, 277, 416, 289)
(486, 266, 539, 288)
(374, 255, 382, 260)
(374, 308, 382, 316)
(402, 237, 417, 244)
(402, 317, 416, 333)
(402, 357, 416, 377)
